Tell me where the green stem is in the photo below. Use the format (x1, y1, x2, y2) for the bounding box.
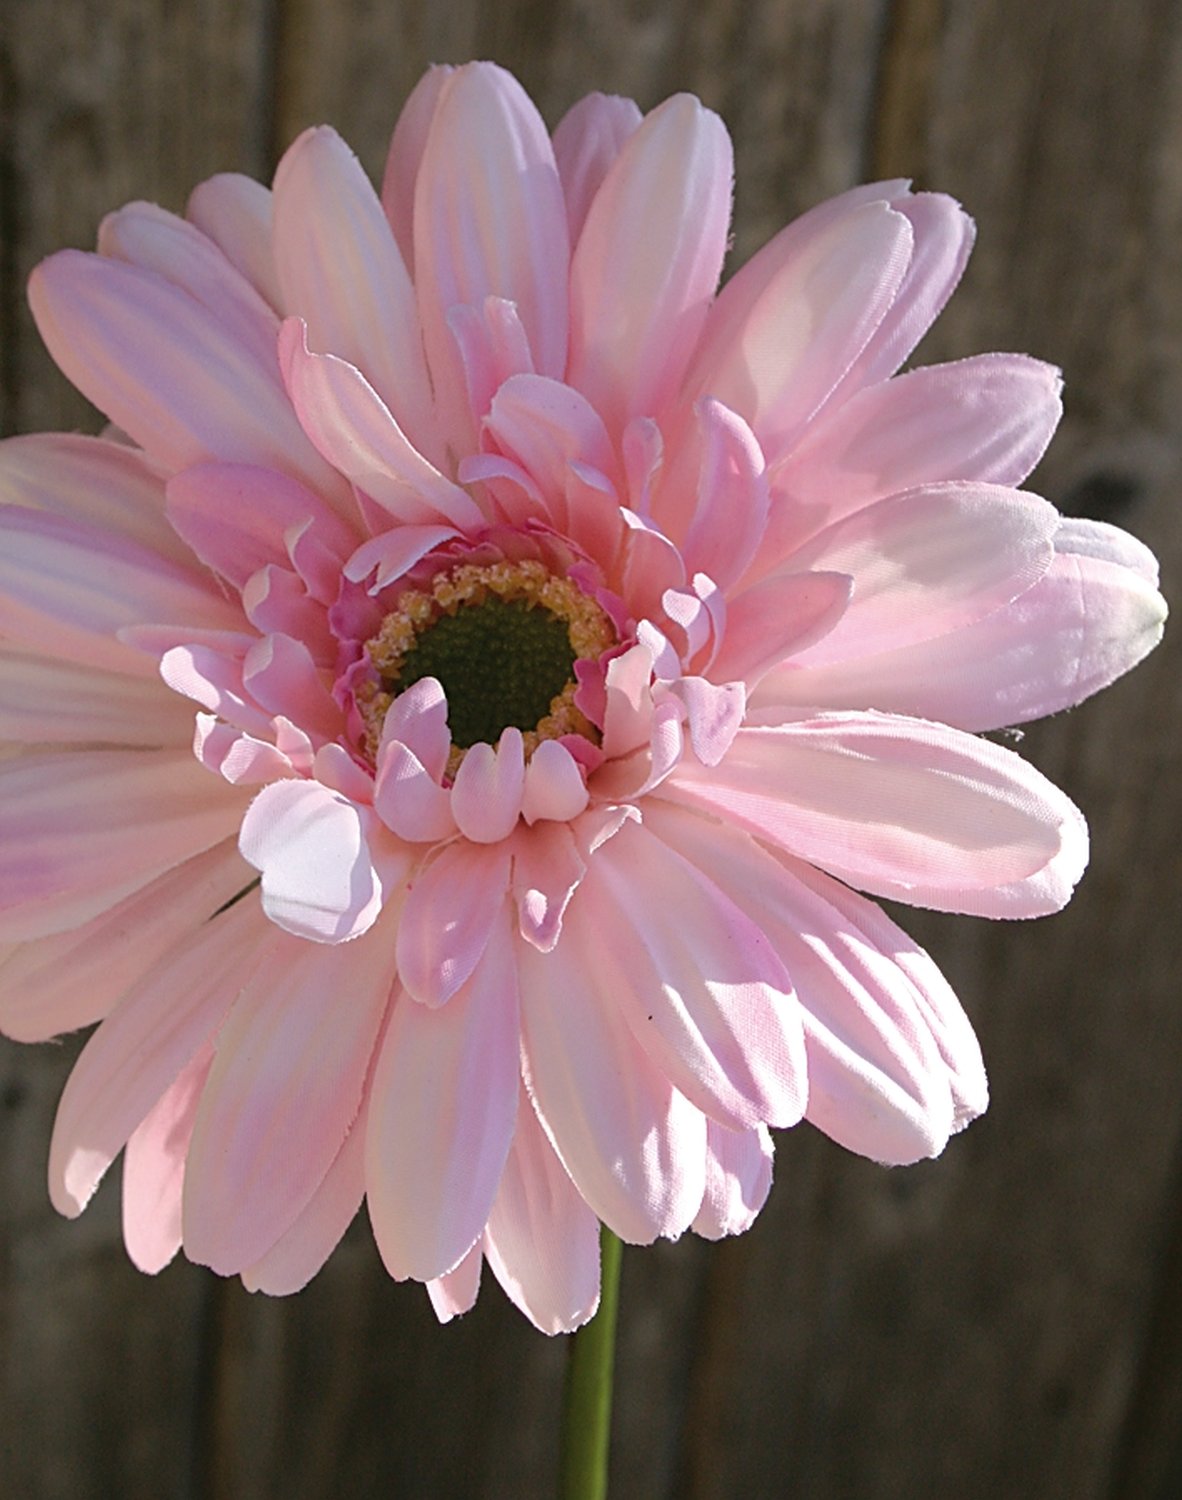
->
(559, 1225, 623, 1500)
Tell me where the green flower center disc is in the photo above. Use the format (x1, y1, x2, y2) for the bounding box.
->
(395, 595, 577, 749)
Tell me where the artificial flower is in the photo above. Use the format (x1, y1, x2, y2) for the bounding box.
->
(0, 62, 1164, 1334)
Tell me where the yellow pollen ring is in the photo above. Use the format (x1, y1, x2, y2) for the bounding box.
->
(358, 558, 615, 776)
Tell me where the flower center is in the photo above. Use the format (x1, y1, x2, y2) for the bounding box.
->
(360, 559, 615, 774)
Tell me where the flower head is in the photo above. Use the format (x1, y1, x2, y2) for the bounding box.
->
(0, 63, 1164, 1333)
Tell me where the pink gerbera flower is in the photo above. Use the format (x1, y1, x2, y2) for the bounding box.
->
(0, 63, 1164, 1334)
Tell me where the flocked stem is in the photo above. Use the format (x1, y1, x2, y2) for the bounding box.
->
(559, 1224, 623, 1500)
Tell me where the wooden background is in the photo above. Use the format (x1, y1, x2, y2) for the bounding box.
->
(2, 0, 1180, 1495)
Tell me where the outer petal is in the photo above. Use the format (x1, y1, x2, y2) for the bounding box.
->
(0, 749, 250, 942)
(366, 917, 519, 1282)
(0, 504, 242, 677)
(519, 887, 707, 1243)
(414, 63, 570, 451)
(685, 198, 913, 465)
(380, 64, 454, 271)
(0, 839, 251, 1042)
(767, 354, 1063, 554)
(426, 1244, 484, 1324)
(659, 713, 1088, 917)
(239, 777, 405, 943)
(27, 251, 350, 508)
(583, 818, 806, 1130)
(568, 94, 732, 435)
(122, 1044, 213, 1274)
(182, 914, 397, 1274)
(761, 530, 1168, 731)
(47, 895, 274, 1217)
(187, 172, 282, 309)
(782, 483, 1058, 666)
(552, 92, 644, 243)
(272, 126, 441, 462)
(484, 1087, 601, 1334)
(0, 650, 194, 747)
(692, 1122, 774, 1239)
(241, 1100, 368, 1295)
(395, 839, 512, 1007)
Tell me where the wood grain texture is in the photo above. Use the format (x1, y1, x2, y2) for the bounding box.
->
(1, 0, 1179, 1496)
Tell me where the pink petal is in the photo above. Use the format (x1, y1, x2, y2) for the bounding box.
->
(272, 126, 442, 463)
(519, 890, 707, 1243)
(825, 191, 976, 401)
(366, 919, 519, 1282)
(98, 200, 280, 368)
(27, 251, 350, 508)
(768, 354, 1063, 554)
(686, 198, 913, 465)
(344, 525, 460, 591)
(761, 535, 1168, 732)
(552, 92, 644, 244)
(413, 63, 570, 452)
(484, 1087, 601, 1334)
(0, 432, 188, 564)
(0, 649, 194, 747)
(449, 730, 526, 843)
(373, 741, 457, 843)
(47, 895, 275, 1217)
(0, 748, 250, 943)
(122, 1044, 213, 1274)
(784, 483, 1058, 666)
(187, 172, 282, 309)
(509, 820, 585, 952)
(239, 778, 404, 943)
(375, 676, 452, 782)
(241, 566, 334, 665)
(183, 914, 396, 1274)
(0, 839, 250, 1043)
(0, 504, 241, 677)
(395, 839, 512, 1007)
(692, 1122, 774, 1240)
(241, 1101, 368, 1295)
(580, 819, 805, 1130)
(676, 400, 770, 591)
(380, 64, 454, 271)
(707, 571, 852, 687)
(568, 94, 732, 435)
(241, 632, 340, 740)
(646, 801, 974, 1162)
(660, 713, 1088, 917)
(447, 298, 537, 431)
(166, 462, 359, 592)
(277, 319, 483, 530)
(427, 1243, 484, 1324)
(521, 739, 590, 824)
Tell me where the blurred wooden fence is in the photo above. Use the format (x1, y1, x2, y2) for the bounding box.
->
(2, 1, 1181, 1495)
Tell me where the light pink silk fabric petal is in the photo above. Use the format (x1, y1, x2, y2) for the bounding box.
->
(685, 198, 913, 466)
(782, 483, 1058, 666)
(692, 1122, 774, 1239)
(707, 571, 852, 687)
(0, 749, 250, 943)
(47, 896, 275, 1217)
(484, 1086, 602, 1334)
(272, 126, 442, 464)
(366, 918, 519, 1282)
(27, 251, 351, 508)
(759, 526, 1168, 731)
(659, 713, 1088, 917)
(187, 171, 283, 309)
(551, 91, 644, 243)
(395, 838, 513, 1007)
(519, 890, 707, 1244)
(241, 1101, 369, 1295)
(582, 818, 805, 1130)
(182, 915, 396, 1274)
(380, 64, 454, 272)
(0, 839, 250, 1042)
(0, 432, 188, 564)
(0, 650, 194, 747)
(122, 1043, 213, 1274)
(239, 778, 401, 944)
(568, 93, 732, 437)
(426, 1243, 484, 1323)
(413, 62, 570, 452)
